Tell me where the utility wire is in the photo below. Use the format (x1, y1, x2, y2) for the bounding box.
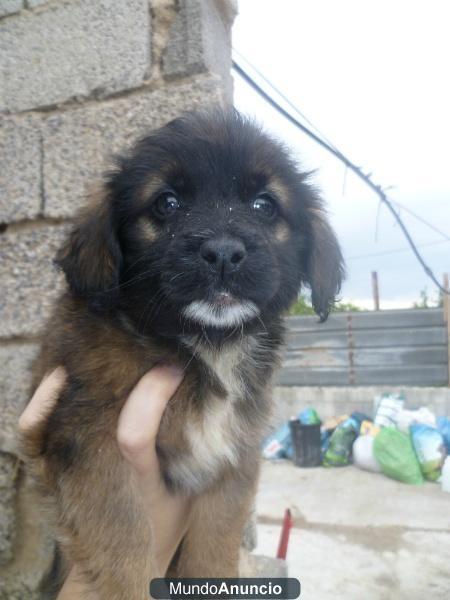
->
(389, 199, 449, 240)
(234, 51, 450, 244)
(347, 238, 450, 261)
(232, 48, 341, 153)
(232, 58, 449, 295)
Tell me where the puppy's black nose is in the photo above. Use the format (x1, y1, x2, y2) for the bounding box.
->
(200, 238, 246, 277)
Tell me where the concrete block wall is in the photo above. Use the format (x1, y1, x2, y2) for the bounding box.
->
(0, 0, 236, 595)
(272, 386, 450, 426)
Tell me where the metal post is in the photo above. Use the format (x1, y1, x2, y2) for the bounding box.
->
(371, 271, 380, 311)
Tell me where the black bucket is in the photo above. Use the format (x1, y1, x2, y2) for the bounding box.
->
(289, 420, 322, 467)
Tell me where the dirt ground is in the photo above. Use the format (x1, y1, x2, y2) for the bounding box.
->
(255, 460, 450, 600)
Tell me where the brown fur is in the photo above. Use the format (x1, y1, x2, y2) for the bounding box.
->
(20, 110, 343, 599)
(23, 293, 275, 599)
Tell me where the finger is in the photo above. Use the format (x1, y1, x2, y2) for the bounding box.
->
(18, 367, 67, 433)
(117, 365, 184, 473)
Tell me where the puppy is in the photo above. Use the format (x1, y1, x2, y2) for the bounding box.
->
(22, 109, 344, 599)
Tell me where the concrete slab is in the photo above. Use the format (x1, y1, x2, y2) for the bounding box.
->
(255, 460, 450, 599)
(257, 461, 450, 529)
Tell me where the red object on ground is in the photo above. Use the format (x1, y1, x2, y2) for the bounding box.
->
(276, 508, 293, 559)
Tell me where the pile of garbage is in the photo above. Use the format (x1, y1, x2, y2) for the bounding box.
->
(263, 393, 450, 492)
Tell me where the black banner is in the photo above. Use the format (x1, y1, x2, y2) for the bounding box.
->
(150, 578, 301, 599)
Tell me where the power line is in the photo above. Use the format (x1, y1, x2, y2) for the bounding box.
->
(347, 238, 450, 261)
(232, 48, 341, 154)
(234, 48, 449, 245)
(232, 58, 449, 295)
(389, 200, 449, 240)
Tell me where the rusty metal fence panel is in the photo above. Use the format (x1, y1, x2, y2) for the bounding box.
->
(278, 308, 449, 386)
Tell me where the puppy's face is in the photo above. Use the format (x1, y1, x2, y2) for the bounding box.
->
(58, 110, 344, 338)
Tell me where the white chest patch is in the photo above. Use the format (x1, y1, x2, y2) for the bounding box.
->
(199, 344, 246, 399)
(167, 342, 251, 492)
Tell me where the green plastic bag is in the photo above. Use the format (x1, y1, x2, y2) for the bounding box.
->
(299, 408, 321, 425)
(323, 417, 359, 467)
(373, 428, 424, 484)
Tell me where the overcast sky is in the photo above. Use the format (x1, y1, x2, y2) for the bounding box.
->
(232, 0, 449, 309)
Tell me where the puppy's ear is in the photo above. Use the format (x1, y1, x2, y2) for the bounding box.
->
(305, 207, 345, 321)
(56, 188, 122, 310)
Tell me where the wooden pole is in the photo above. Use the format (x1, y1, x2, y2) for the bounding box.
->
(371, 271, 380, 311)
(443, 274, 450, 386)
(443, 273, 449, 323)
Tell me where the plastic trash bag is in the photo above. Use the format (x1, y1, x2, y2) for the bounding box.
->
(410, 424, 447, 481)
(360, 420, 380, 436)
(396, 407, 436, 434)
(322, 415, 349, 433)
(323, 417, 359, 467)
(353, 434, 381, 473)
(320, 415, 348, 457)
(437, 417, 450, 453)
(321, 429, 332, 456)
(298, 408, 321, 425)
(373, 427, 423, 484)
(262, 422, 293, 459)
(441, 456, 450, 493)
(350, 412, 372, 430)
(373, 392, 405, 428)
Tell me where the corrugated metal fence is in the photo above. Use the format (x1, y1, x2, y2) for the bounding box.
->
(279, 308, 449, 387)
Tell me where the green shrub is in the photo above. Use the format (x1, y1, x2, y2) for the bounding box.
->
(288, 294, 362, 316)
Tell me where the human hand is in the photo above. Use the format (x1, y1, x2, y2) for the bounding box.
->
(19, 365, 187, 599)
(116, 364, 189, 573)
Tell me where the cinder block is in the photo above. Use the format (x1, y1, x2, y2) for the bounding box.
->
(163, 0, 235, 94)
(0, 0, 22, 18)
(0, 0, 151, 113)
(0, 579, 41, 600)
(0, 475, 54, 598)
(0, 116, 42, 224)
(0, 343, 39, 455)
(43, 76, 226, 218)
(0, 224, 69, 338)
(0, 452, 18, 565)
(0, 344, 55, 591)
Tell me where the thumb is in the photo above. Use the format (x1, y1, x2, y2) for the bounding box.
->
(117, 365, 184, 475)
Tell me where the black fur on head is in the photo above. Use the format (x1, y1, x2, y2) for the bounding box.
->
(57, 109, 344, 338)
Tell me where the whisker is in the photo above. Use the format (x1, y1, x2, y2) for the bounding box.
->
(140, 289, 167, 332)
(136, 288, 166, 333)
(255, 313, 268, 334)
(106, 268, 156, 293)
(122, 253, 151, 276)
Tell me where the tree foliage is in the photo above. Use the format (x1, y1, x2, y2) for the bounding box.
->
(412, 287, 443, 309)
(288, 294, 362, 316)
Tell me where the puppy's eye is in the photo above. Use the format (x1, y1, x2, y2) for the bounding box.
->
(252, 194, 277, 219)
(153, 192, 180, 218)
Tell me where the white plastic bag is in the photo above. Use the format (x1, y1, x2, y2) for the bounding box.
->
(441, 456, 450, 493)
(396, 407, 436, 434)
(353, 435, 381, 473)
(373, 393, 405, 428)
